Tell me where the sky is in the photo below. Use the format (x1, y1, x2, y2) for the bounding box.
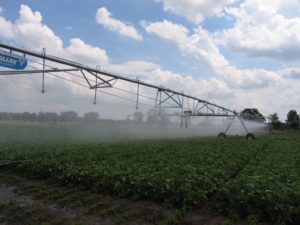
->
(0, 0, 300, 120)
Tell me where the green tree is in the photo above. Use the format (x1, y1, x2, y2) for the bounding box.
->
(240, 108, 265, 122)
(44, 112, 60, 123)
(270, 113, 282, 129)
(286, 110, 299, 129)
(83, 112, 99, 122)
(60, 111, 79, 122)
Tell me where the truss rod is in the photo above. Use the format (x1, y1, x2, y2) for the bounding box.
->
(0, 69, 78, 75)
(182, 113, 235, 117)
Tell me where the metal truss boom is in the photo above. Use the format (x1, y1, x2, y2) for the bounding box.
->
(0, 42, 235, 116)
(0, 42, 271, 138)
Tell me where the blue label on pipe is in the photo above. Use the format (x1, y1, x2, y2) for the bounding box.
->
(0, 50, 27, 70)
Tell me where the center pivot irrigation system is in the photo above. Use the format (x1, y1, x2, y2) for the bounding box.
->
(0, 42, 267, 139)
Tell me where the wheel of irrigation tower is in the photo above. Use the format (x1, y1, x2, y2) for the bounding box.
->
(217, 132, 227, 139)
(245, 133, 255, 140)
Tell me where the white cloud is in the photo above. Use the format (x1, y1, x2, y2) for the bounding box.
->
(155, 0, 236, 24)
(143, 19, 300, 118)
(0, 16, 13, 38)
(215, 0, 300, 61)
(0, 6, 3, 14)
(106, 61, 161, 75)
(95, 7, 143, 41)
(252, 0, 300, 18)
(144, 20, 282, 89)
(6, 4, 64, 53)
(65, 38, 109, 66)
(143, 19, 189, 44)
(144, 69, 234, 100)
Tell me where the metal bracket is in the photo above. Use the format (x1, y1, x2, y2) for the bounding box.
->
(87, 70, 118, 89)
(136, 77, 140, 110)
(194, 101, 229, 115)
(155, 89, 183, 108)
(42, 48, 46, 93)
(80, 70, 118, 89)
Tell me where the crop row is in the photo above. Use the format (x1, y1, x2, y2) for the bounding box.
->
(0, 138, 264, 206)
(216, 137, 300, 224)
(1, 134, 299, 224)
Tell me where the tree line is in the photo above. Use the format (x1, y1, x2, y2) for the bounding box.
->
(0, 111, 100, 123)
(270, 110, 300, 130)
(241, 108, 300, 130)
(0, 108, 299, 129)
(0, 109, 171, 124)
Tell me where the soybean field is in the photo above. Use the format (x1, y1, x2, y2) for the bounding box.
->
(0, 122, 299, 225)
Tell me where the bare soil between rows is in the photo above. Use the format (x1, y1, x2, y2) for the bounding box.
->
(0, 170, 272, 225)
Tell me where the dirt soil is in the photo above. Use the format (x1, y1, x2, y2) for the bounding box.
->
(0, 170, 268, 225)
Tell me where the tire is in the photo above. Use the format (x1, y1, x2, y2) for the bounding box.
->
(245, 133, 255, 140)
(218, 132, 227, 139)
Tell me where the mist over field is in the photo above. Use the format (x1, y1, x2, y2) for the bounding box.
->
(0, 117, 268, 144)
